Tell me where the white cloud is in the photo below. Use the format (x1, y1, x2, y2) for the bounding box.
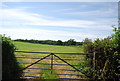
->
(64, 8, 117, 17)
(0, 28, 105, 41)
(0, 8, 115, 30)
(0, 2, 116, 41)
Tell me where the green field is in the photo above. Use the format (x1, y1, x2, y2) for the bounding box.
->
(13, 41, 84, 53)
(14, 41, 86, 79)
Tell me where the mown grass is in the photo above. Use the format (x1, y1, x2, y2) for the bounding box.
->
(13, 41, 83, 53)
(14, 41, 84, 60)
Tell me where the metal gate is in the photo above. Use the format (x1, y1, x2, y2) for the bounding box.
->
(15, 51, 91, 80)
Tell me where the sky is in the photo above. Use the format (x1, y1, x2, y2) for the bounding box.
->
(1, 0, 120, 2)
(0, 1, 118, 42)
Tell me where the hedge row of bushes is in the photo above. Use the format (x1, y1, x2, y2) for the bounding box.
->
(83, 27, 120, 81)
(2, 35, 23, 80)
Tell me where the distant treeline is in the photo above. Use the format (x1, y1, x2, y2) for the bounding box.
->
(14, 39, 83, 46)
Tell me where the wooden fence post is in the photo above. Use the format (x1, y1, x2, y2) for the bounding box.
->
(93, 51, 96, 70)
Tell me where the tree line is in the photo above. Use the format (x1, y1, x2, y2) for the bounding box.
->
(14, 39, 84, 46)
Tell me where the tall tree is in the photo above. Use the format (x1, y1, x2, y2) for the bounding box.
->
(66, 39, 76, 45)
(57, 40, 63, 45)
(83, 38, 92, 44)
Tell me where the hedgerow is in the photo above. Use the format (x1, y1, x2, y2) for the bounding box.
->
(2, 35, 23, 79)
(83, 27, 120, 81)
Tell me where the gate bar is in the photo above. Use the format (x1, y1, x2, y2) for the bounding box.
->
(16, 56, 84, 61)
(15, 50, 92, 55)
(15, 50, 51, 54)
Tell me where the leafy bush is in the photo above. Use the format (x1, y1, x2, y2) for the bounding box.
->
(83, 34, 119, 81)
(112, 26, 120, 54)
(2, 35, 23, 79)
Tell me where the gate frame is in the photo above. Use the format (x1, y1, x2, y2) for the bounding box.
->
(15, 51, 92, 79)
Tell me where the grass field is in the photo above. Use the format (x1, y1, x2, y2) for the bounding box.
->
(14, 41, 87, 79)
(13, 41, 84, 53)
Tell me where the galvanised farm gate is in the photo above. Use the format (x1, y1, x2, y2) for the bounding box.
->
(15, 51, 92, 80)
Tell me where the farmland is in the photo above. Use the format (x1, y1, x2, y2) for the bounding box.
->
(13, 41, 83, 53)
(14, 41, 87, 79)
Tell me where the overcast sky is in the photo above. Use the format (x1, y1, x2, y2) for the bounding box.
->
(0, 1, 118, 41)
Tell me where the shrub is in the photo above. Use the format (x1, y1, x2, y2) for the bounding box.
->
(83, 37, 119, 81)
(2, 35, 22, 79)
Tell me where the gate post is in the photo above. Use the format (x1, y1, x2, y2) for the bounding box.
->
(93, 51, 96, 70)
(51, 53, 54, 74)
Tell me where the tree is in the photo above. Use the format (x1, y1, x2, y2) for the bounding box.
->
(112, 25, 120, 53)
(66, 39, 76, 45)
(57, 40, 63, 45)
(83, 38, 92, 44)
